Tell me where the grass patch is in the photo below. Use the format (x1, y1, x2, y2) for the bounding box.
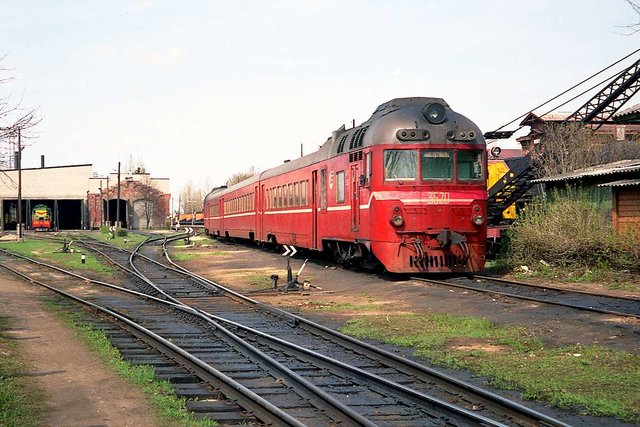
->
(0, 239, 114, 274)
(90, 231, 148, 250)
(340, 313, 640, 422)
(45, 299, 216, 426)
(169, 248, 227, 262)
(0, 315, 46, 427)
(245, 273, 274, 289)
(170, 252, 201, 262)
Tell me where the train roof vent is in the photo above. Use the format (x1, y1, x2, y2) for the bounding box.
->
(349, 126, 369, 150)
(337, 134, 349, 153)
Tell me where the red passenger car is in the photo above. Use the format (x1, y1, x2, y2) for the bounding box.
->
(204, 98, 487, 273)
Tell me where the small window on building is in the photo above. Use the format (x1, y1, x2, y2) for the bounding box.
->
(337, 171, 345, 203)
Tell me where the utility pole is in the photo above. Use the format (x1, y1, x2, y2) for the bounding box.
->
(17, 128, 23, 240)
(106, 176, 110, 226)
(116, 161, 121, 228)
(98, 180, 102, 228)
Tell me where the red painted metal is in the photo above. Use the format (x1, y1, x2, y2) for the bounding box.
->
(204, 98, 487, 273)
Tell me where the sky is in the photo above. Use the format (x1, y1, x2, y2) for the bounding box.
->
(1, 0, 639, 204)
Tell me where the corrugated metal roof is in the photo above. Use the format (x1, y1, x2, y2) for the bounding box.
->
(532, 159, 640, 183)
(597, 179, 640, 188)
(615, 103, 640, 118)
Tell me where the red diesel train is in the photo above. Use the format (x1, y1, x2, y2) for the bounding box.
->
(203, 97, 487, 273)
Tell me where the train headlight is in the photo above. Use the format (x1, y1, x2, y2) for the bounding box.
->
(390, 215, 404, 227)
(423, 103, 446, 124)
(472, 214, 484, 225)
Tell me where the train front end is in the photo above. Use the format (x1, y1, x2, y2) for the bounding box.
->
(367, 98, 487, 273)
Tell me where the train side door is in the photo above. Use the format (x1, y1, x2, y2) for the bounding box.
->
(311, 170, 318, 249)
(350, 163, 360, 231)
(256, 185, 263, 241)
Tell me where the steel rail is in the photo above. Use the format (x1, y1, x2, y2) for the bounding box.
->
(412, 276, 640, 319)
(46, 235, 569, 426)
(472, 274, 640, 302)
(0, 255, 306, 427)
(155, 237, 570, 427)
(0, 249, 378, 426)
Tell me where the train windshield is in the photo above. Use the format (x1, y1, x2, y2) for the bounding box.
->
(384, 150, 417, 181)
(421, 149, 453, 180)
(420, 149, 484, 181)
(457, 150, 483, 180)
(385, 149, 484, 182)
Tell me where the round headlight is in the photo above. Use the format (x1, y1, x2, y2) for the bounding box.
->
(472, 214, 484, 225)
(391, 215, 404, 227)
(423, 103, 446, 124)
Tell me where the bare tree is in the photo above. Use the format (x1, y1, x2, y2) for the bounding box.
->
(123, 154, 146, 174)
(1, 56, 40, 168)
(140, 186, 156, 229)
(179, 180, 204, 215)
(620, 0, 640, 34)
(537, 122, 640, 177)
(226, 166, 258, 187)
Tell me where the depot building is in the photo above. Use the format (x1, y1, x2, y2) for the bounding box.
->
(0, 160, 170, 231)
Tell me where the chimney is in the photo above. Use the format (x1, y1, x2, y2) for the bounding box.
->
(41, 155, 45, 168)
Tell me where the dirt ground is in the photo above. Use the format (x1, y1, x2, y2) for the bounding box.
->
(177, 240, 640, 354)
(0, 274, 159, 427)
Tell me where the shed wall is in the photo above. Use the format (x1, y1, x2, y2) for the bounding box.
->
(0, 165, 93, 199)
(613, 188, 640, 233)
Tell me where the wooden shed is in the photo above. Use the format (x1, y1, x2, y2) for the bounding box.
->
(598, 179, 640, 234)
(532, 159, 640, 235)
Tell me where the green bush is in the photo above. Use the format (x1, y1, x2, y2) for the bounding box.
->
(505, 190, 639, 272)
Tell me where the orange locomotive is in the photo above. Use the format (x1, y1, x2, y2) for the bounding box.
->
(204, 98, 487, 273)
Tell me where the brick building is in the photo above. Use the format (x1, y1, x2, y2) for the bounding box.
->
(0, 162, 170, 231)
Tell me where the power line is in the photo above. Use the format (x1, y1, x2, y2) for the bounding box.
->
(487, 48, 640, 135)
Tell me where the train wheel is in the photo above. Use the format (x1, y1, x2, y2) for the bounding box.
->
(267, 235, 279, 252)
(328, 241, 361, 268)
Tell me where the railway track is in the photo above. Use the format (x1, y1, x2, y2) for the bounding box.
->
(54, 233, 571, 427)
(411, 275, 640, 319)
(0, 249, 277, 425)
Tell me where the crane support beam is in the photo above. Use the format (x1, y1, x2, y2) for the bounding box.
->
(565, 58, 640, 128)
